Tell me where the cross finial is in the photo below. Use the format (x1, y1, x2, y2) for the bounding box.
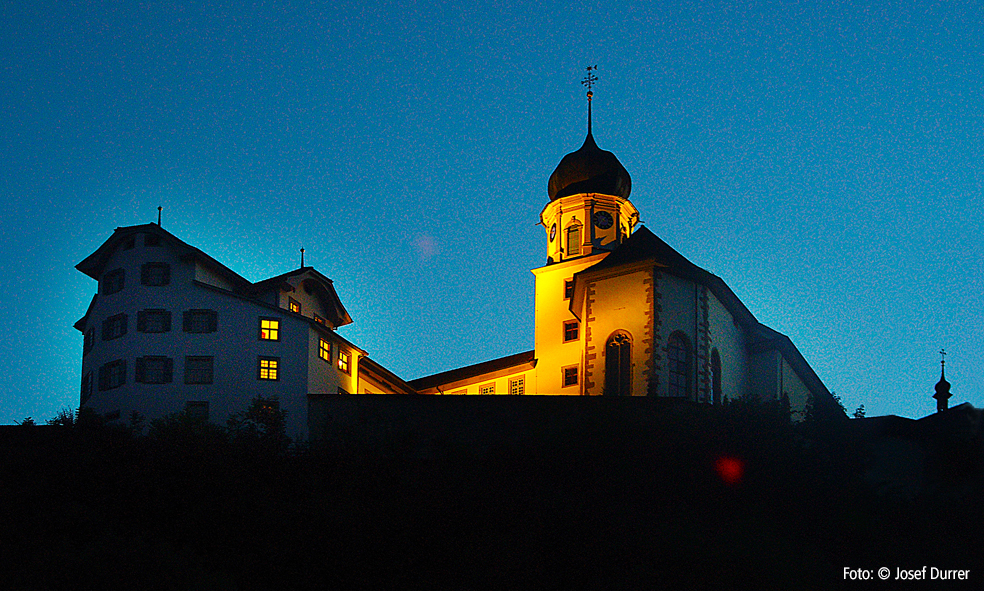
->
(300, 247, 305, 268)
(581, 65, 599, 100)
(940, 348, 946, 368)
(157, 205, 162, 226)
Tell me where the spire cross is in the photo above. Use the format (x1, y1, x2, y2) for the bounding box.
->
(581, 65, 599, 99)
(940, 348, 946, 368)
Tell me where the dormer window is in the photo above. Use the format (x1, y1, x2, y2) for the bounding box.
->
(122, 236, 135, 250)
(313, 314, 326, 325)
(289, 298, 301, 314)
(101, 269, 125, 295)
(144, 234, 161, 247)
(141, 263, 170, 286)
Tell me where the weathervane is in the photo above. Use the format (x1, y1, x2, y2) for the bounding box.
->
(940, 348, 946, 368)
(581, 65, 598, 135)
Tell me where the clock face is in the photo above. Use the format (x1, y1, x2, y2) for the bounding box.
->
(593, 211, 614, 229)
(550, 224, 557, 241)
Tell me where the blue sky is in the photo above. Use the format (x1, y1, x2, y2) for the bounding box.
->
(2, 0, 981, 423)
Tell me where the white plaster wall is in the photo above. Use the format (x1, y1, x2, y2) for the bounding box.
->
(583, 269, 651, 396)
(706, 291, 749, 402)
(748, 349, 780, 401)
(781, 358, 812, 420)
(656, 273, 698, 398)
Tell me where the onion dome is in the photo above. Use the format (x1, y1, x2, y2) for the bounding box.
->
(547, 131, 631, 201)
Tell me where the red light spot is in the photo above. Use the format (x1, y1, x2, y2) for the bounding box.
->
(715, 456, 744, 485)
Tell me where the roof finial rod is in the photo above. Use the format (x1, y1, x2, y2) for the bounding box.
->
(157, 205, 162, 226)
(300, 247, 305, 268)
(581, 65, 598, 136)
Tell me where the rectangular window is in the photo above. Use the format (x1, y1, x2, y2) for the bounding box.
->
(102, 313, 128, 341)
(563, 366, 579, 387)
(144, 234, 161, 247)
(289, 298, 301, 314)
(184, 356, 214, 385)
(101, 268, 125, 295)
(185, 401, 209, 422)
(98, 359, 126, 391)
(509, 377, 525, 395)
(183, 309, 217, 333)
(566, 226, 581, 256)
(338, 350, 350, 374)
(140, 262, 170, 286)
(563, 320, 579, 342)
(122, 236, 135, 250)
(81, 372, 92, 404)
(137, 309, 171, 333)
(136, 356, 173, 384)
(479, 383, 495, 395)
(319, 338, 332, 362)
(260, 318, 280, 341)
(313, 314, 326, 325)
(83, 328, 94, 355)
(258, 357, 279, 380)
(564, 279, 574, 300)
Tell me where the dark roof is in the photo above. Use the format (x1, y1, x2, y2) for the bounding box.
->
(547, 131, 631, 201)
(359, 356, 417, 395)
(409, 350, 536, 391)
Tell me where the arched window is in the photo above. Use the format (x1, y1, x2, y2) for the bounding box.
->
(565, 225, 581, 256)
(605, 332, 632, 397)
(711, 348, 722, 405)
(667, 332, 690, 398)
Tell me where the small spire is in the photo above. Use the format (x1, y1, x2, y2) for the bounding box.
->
(157, 206, 162, 226)
(300, 247, 305, 268)
(581, 65, 598, 137)
(934, 348, 951, 413)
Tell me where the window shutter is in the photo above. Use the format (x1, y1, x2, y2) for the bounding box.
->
(161, 264, 170, 286)
(163, 311, 171, 332)
(208, 310, 217, 332)
(135, 358, 145, 383)
(137, 310, 146, 332)
(102, 318, 110, 341)
(98, 367, 108, 391)
(140, 264, 149, 285)
(120, 314, 128, 336)
(120, 360, 126, 386)
(164, 358, 173, 383)
(183, 311, 191, 332)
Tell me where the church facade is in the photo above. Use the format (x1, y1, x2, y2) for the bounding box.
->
(75, 100, 836, 439)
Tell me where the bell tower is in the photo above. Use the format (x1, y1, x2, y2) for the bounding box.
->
(541, 67, 639, 265)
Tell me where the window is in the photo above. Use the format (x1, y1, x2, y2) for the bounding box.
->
(711, 348, 722, 405)
(509, 377, 525, 395)
(564, 279, 574, 300)
(144, 234, 161, 247)
(562, 365, 579, 388)
(338, 350, 350, 374)
(605, 332, 632, 397)
(183, 309, 217, 333)
(259, 318, 280, 341)
(81, 372, 92, 405)
(479, 383, 495, 395)
(101, 268, 125, 295)
(102, 313, 127, 341)
(563, 320, 579, 342)
(98, 359, 126, 391)
(289, 298, 301, 314)
(137, 309, 171, 333)
(667, 333, 690, 398)
(313, 314, 326, 325)
(83, 328, 94, 355)
(140, 262, 170, 286)
(566, 225, 581, 256)
(122, 236, 135, 250)
(136, 356, 173, 384)
(185, 356, 214, 385)
(185, 401, 209, 422)
(258, 357, 279, 380)
(319, 338, 332, 362)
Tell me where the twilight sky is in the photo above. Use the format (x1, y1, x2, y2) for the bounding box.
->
(2, 0, 981, 423)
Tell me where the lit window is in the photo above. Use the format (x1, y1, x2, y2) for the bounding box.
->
(102, 313, 127, 341)
(289, 298, 301, 314)
(667, 333, 690, 398)
(563, 320, 579, 342)
(136, 356, 173, 384)
(98, 359, 126, 391)
(479, 383, 495, 395)
(566, 225, 581, 256)
(319, 338, 332, 362)
(140, 262, 170, 286)
(258, 357, 279, 380)
(138, 309, 171, 333)
(184, 309, 217, 333)
(564, 279, 574, 300)
(260, 318, 280, 341)
(338, 351, 350, 374)
(509, 377, 525, 395)
(81, 372, 92, 404)
(185, 356, 214, 385)
(102, 268, 125, 295)
(313, 314, 326, 325)
(563, 366, 579, 387)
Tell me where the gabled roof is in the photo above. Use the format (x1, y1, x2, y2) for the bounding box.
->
(249, 267, 353, 327)
(409, 350, 536, 392)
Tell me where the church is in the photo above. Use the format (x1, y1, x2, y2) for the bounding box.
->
(75, 88, 837, 440)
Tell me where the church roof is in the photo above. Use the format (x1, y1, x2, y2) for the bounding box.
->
(409, 350, 536, 392)
(547, 131, 631, 201)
